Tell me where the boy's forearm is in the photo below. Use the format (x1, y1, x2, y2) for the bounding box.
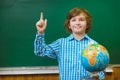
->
(34, 33, 45, 56)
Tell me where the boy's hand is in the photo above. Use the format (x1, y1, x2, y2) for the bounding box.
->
(36, 12, 47, 34)
(91, 73, 100, 80)
(92, 75, 99, 79)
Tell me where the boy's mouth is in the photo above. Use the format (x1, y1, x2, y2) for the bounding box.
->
(74, 25, 82, 29)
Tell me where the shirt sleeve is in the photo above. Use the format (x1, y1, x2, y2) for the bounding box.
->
(98, 70, 105, 80)
(34, 33, 60, 59)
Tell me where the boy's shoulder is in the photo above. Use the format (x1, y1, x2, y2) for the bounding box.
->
(83, 35, 98, 44)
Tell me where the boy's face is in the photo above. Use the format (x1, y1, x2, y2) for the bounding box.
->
(69, 13, 87, 35)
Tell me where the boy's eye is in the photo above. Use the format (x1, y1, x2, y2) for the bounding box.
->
(71, 18, 76, 21)
(71, 19, 76, 21)
(79, 18, 85, 21)
(71, 18, 85, 22)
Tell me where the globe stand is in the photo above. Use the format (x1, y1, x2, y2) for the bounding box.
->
(82, 72, 99, 80)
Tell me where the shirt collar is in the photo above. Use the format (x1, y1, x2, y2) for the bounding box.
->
(68, 34, 90, 41)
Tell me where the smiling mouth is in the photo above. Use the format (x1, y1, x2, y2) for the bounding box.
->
(74, 26, 82, 28)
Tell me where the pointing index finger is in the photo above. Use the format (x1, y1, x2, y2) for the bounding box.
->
(40, 12, 43, 20)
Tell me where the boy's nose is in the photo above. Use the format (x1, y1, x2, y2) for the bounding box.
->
(76, 22, 80, 25)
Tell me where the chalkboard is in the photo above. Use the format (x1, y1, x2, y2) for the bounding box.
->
(0, 0, 120, 67)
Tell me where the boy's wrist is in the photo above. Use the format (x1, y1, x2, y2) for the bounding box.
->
(36, 31, 44, 36)
(37, 31, 44, 34)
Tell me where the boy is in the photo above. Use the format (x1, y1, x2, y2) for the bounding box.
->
(34, 7, 105, 80)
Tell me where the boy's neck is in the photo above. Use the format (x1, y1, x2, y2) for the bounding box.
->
(72, 32, 86, 41)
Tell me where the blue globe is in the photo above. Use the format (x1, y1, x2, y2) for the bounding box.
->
(81, 44, 110, 72)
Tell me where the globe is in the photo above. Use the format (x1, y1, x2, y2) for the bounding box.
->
(81, 43, 110, 73)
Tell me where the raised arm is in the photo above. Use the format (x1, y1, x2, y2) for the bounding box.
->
(34, 12, 60, 59)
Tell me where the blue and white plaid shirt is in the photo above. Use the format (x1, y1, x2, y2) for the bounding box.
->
(34, 33, 105, 80)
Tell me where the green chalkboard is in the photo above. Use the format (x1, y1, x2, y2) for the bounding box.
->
(0, 0, 120, 67)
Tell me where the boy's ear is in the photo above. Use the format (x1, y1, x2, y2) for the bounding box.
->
(68, 23, 70, 28)
(68, 25, 71, 29)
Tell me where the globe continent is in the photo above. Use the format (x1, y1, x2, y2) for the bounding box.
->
(82, 44, 110, 72)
